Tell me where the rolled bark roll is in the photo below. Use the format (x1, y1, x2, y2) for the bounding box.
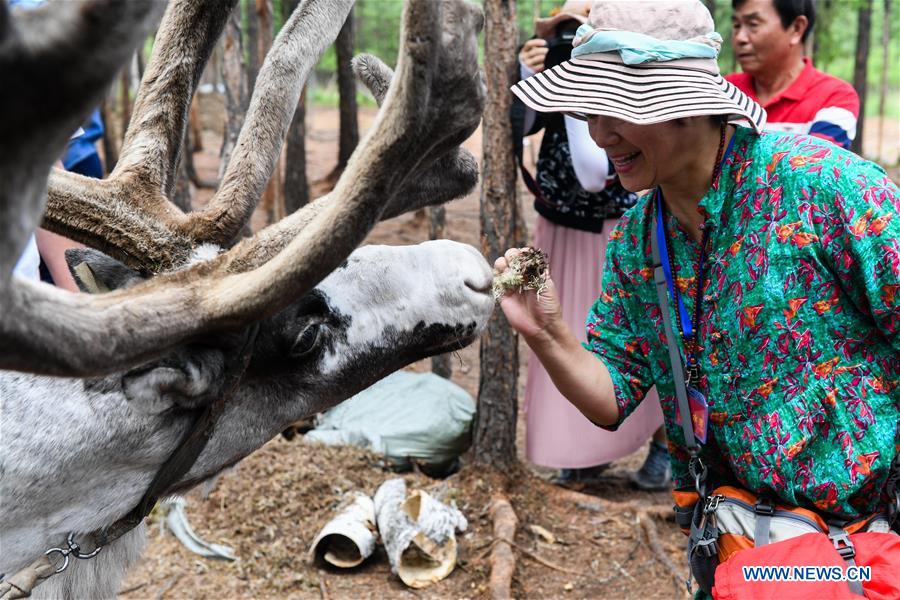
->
(309, 492, 377, 568)
(374, 478, 468, 588)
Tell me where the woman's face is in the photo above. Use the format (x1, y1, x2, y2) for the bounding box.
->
(586, 115, 691, 193)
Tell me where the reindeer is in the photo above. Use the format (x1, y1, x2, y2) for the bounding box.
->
(0, 0, 489, 597)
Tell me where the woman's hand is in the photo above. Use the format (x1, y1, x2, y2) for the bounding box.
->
(518, 38, 548, 73)
(494, 248, 620, 427)
(494, 247, 562, 340)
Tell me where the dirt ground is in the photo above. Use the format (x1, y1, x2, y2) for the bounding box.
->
(120, 104, 899, 600)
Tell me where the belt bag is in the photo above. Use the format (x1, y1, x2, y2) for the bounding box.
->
(672, 485, 897, 597)
(649, 213, 900, 596)
(713, 529, 900, 600)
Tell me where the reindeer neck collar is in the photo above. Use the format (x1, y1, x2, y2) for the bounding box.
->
(3, 325, 259, 596)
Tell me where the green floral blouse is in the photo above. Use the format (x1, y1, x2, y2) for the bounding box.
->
(587, 126, 899, 518)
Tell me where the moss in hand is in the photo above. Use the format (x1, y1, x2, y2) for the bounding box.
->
(492, 247, 549, 301)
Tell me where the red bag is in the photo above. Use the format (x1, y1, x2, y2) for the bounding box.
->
(712, 532, 900, 600)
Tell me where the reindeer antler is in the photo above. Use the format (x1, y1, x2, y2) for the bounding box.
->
(0, 0, 485, 376)
(230, 47, 484, 272)
(0, 0, 162, 281)
(42, 0, 355, 271)
(349, 52, 482, 222)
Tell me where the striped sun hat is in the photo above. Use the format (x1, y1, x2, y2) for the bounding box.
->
(512, 0, 766, 133)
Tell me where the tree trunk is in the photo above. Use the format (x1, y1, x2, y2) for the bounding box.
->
(189, 97, 203, 153)
(219, 10, 249, 182)
(876, 0, 892, 158)
(245, 0, 260, 92)
(429, 205, 453, 379)
(203, 38, 221, 91)
(99, 96, 118, 175)
(119, 67, 132, 145)
(474, 0, 519, 469)
(282, 0, 309, 213)
(851, 0, 873, 155)
(255, 0, 273, 62)
(171, 143, 193, 212)
(135, 45, 145, 82)
(335, 8, 359, 170)
(813, 0, 834, 68)
(284, 86, 309, 212)
(255, 0, 284, 224)
(184, 101, 217, 190)
(315, 8, 360, 193)
(171, 75, 193, 211)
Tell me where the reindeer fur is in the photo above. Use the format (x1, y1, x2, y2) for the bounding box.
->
(1, 240, 493, 597)
(0, 0, 488, 596)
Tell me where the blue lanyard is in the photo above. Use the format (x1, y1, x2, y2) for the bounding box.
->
(654, 133, 735, 341)
(655, 192, 695, 337)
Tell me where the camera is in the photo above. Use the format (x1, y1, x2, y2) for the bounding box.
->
(544, 28, 576, 70)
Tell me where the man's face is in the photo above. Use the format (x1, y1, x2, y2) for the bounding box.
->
(732, 0, 806, 75)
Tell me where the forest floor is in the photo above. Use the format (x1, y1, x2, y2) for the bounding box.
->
(120, 103, 899, 600)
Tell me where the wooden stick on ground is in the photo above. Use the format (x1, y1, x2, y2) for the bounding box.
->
(489, 494, 518, 600)
(118, 580, 149, 596)
(477, 537, 590, 578)
(637, 510, 689, 595)
(154, 574, 182, 600)
(516, 543, 590, 577)
(554, 485, 673, 519)
(318, 573, 329, 600)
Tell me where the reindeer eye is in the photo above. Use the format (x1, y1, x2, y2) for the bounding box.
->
(290, 324, 321, 357)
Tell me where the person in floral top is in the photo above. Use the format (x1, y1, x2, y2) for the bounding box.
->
(583, 125, 897, 518)
(498, 0, 898, 521)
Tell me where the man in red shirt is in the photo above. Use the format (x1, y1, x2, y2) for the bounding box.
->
(727, 0, 859, 149)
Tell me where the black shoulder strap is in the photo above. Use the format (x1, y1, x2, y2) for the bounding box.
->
(887, 452, 900, 532)
(510, 61, 552, 206)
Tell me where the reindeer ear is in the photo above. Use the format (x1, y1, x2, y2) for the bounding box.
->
(65, 248, 146, 293)
(121, 347, 229, 415)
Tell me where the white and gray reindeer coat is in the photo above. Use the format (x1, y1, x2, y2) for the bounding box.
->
(0, 0, 490, 597)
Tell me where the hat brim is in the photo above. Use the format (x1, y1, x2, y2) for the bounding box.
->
(534, 12, 588, 39)
(512, 55, 766, 133)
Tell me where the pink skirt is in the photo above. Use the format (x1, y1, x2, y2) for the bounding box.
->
(524, 215, 664, 469)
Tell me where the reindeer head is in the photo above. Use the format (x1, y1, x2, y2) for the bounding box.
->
(53, 237, 493, 493)
(244, 241, 494, 391)
(69, 239, 492, 416)
(0, 0, 487, 376)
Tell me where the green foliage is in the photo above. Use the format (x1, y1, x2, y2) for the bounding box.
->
(272, 0, 285, 30)
(310, 1, 404, 88)
(511, 0, 899, 118)
(268, 0, 405, 105)
(515, 0, 568, 43)
(309, 85, 378, 108)
(272, 0, 900, 116)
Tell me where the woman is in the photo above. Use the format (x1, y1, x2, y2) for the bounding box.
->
(499, 0, 898, 536)
(515, 0, 666, 489)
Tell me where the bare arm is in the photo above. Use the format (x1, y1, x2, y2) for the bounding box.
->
(524, 317, 620, 426)
(494, 248, 620, 426)
(34, 228, 82, 292)
(36, 160, 82, 292)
